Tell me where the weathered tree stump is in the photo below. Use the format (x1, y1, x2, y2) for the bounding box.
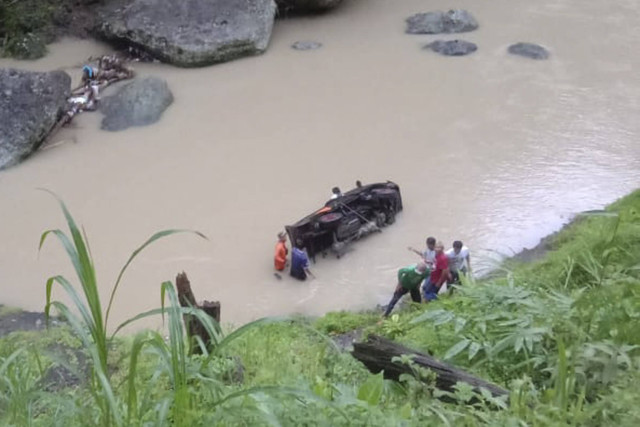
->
(176, 272, 221, 352)
(352, 334, 508, 398)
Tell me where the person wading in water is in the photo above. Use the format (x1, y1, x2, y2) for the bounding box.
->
(290, 239, 315, 281)
(274, 232, 288, 279)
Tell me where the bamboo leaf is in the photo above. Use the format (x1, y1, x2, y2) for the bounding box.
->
(514, 336, 524, 354)
(409, 309, 451, 325)
(468, 342, 481, 361)
(357, 372, 384, 406)
(444, 339, 470, 360)
(105, 229, 208, 329)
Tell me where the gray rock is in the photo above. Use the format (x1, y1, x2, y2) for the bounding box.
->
(277, 0, 343, 13)
(0, 69, 70, 170)
(291, 41, 322, 50)
(508, 42, 549, 60)
(99, 77, 173, 131)
(425, 40, 478, 56)
(96, 0, 277, 67)
(406, 10, 478, 34)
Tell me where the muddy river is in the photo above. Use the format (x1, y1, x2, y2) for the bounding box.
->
(1, 0, 639, 329)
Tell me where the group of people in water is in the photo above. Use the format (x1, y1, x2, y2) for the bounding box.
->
(383, 237, 471, 316)
(273, 228, 471, 316)
(274, 232, 315, 281)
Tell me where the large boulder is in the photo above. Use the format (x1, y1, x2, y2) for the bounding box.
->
(276, 0, 343, 14)
(508, 42, 550, 60)
(0, 69, 70, 170)
(425, 40, 478, 56)
(96, 0, 277, 67)
(99, 76, 173, 131)
(406, 10, 478, 34)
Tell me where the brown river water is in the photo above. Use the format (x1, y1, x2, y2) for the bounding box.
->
(1, 0, 640, 330)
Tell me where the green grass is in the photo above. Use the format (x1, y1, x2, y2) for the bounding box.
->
(1, 189, 639, 426)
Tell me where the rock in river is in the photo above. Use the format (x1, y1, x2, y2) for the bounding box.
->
(406, 10, 478, 34)
(96, 0, 277, 67)
(277, 0, 343, 13)
(292, 41, 323, 50)
(508, 42, 550, 60)
(0, 69, 70, 171)
(99, 77, 173, 131)
(425, 40, 478, 56)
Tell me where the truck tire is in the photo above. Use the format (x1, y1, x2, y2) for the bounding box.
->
(318, 212, 343, 228)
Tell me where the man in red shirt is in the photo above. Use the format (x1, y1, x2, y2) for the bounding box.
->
(421, 241, 450, 302)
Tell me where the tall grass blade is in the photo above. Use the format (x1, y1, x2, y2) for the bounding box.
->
(105, 229, 208, 330)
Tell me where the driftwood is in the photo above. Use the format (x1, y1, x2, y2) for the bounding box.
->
(176, 272, 221, 352)
(352, 334, 508, 398)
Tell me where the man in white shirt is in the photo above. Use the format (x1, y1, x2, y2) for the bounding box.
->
(330, 187, 342, 200)
(408, 236, 436, 268)
(446, 240, 471, 283)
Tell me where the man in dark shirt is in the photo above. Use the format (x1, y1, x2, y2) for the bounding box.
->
(290, 239, 314, 281)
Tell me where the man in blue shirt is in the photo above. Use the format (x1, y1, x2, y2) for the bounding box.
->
(290, 239, 315, 281)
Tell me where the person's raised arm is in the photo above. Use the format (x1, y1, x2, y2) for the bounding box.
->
(305, 267, 316, 279)
(303, 251, 315, 279)
(407, 247, 426, 261)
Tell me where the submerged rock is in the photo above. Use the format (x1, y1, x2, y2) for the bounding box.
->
(96, 0, 277, 67)
(425, 40, 478, 56)
(291, 41, 323, 50)
(277, 0, 343, 13)
(406, 10, 478, 34)
(0, 69, 70, 170)
(99, 77, 173, 131)
(508, 42, 550, 60)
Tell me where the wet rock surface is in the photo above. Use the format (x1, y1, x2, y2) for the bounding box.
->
(0, 305, 60, 337)
(425, 40, 478, 56)
(508, 42, 550, 59)
(100, 77, 174, 131)
(331, 329, 364, 351)
(291, 41, 323, 50)
(0, 68, 70, 170)
(406, 10, 478, 34)
(96, 0, 277, 67)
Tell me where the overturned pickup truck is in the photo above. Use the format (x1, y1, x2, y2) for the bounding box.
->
(285, 181, 403, 260)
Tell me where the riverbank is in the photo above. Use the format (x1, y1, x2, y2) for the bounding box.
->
(2, 188, 638, 425)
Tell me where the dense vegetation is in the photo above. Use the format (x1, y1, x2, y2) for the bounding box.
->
(1, 189, 639, 426)
(0, 0, 88, 59)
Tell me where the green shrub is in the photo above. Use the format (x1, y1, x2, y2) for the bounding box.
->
(0, 0, 71, 59)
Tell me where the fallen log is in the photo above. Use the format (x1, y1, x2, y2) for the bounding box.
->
(176, 272, 221, 352)
(352, 334, 508, 398)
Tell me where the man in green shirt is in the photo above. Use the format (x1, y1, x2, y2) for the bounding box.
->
(383, 262, 429, 317)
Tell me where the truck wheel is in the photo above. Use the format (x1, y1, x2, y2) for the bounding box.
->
(318, 212, 343, 228)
